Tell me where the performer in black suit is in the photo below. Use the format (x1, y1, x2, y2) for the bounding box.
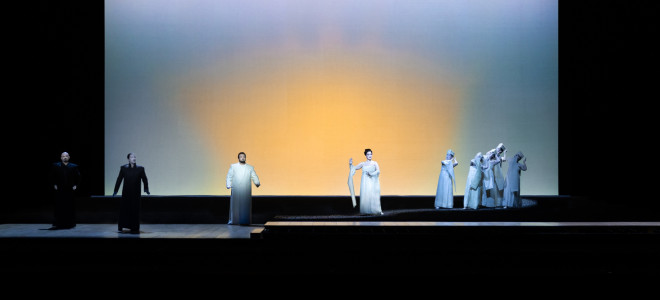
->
(113, 153, 149, 234)
(48, 152, 81, 230)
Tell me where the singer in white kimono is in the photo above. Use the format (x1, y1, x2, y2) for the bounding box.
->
(464, 152, 483, 209)
(226, 152, 260, 225)
(492, 143, 507, 205)
(435, 149, 458, 209)
(503, 151, 527, 208)
(349, 148, 383, 215)
(481, 150, 502, 208)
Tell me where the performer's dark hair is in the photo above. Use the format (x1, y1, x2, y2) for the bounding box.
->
(238, 152, 246, 159)
(127, 152, 135, 159)
(364, 148, 372, 156)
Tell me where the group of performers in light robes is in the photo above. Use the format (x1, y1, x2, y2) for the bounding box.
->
(438, 143, 527, 210)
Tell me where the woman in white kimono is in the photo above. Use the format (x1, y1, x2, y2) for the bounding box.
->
(492, 143, 507, 206)
(435, 149, 458, 209)
(503, 151, 527, 208)
(349, 149, 383, 215)
(464, 152, 483, 209)
(481, 150, 501, 208)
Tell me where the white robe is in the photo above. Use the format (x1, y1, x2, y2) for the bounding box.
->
(482, 158, 501, 207)
(435, 160, 456, 208)
(466, 167, 483, 210)
(464, 159, 481, 209)
(493, 154, 506, 198)
(349, 161, 382, 215)
(503, 158, 527, 208)
(226, 163, 260, 225)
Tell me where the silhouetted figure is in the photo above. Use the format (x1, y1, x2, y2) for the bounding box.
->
(48, 152, 80, 230)
(113, 153, 149, 234)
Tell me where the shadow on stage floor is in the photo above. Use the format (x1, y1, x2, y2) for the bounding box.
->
(4, 195, 658, 224)
(2, 195, 659, 275)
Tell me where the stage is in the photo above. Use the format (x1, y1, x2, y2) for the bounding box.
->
(2, 195, 659, 275)
(2, 221, 659, 276)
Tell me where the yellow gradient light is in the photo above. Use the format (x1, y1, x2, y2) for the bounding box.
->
(174, 46, 463, 195)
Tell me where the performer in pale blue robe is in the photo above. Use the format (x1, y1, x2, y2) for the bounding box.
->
(464, 152, 483, 209)
(492, 143, 507, 206)
(503, 151, 527, 208)
(481, 150, 501, 208)
(349, 149, 383, 215)
(226, 152, 260, 225)
(435, 149, 458, 209)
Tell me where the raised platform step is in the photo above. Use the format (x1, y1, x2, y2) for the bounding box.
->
(257, 221, 660, 239)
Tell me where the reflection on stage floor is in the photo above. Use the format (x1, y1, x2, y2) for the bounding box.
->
(0, 223, 262, 239)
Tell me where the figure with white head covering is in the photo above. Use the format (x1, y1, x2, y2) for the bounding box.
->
(464, 152, 483, 209)
(435, 149, 458, 209)
(492, 143, 507, 206)
(503, 151, 527, 208)
(481, 149, 501, 208)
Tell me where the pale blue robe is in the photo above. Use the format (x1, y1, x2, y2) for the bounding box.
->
(350, 161, 382, 215)
(503, 152, 527, 208)
(464, 154, 483, 209)
(435, 160, 456, 208)
(481, 155, 501, 208)
(226, 163, 260, 225)
(493, 153, 506, 205)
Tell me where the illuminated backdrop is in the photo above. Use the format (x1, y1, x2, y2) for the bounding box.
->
(105, 0, 558, 196)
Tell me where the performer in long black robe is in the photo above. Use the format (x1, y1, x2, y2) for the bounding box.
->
(113, 153, 149, 233)
(48, 152, 81, 229)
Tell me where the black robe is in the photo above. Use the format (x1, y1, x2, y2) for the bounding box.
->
(113, 164, 149, 231)
(49, 162, 81, 228)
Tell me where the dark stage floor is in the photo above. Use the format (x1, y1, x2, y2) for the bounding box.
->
(2, 195, 659, 276)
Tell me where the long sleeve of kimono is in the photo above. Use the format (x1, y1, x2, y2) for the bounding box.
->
(442, 160, 456, 191)
(368, 163, 380, 177)
(348, 165, 356, 207)
(470, 168, 483, 190)
(71, 165, 81, 187)
(113, 168, 124, 195)
(226, 166, 233, 189)
(141, 168, 149, 194)
(251, 168, 260, 186)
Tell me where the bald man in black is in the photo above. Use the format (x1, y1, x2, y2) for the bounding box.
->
(48, 152, 80, 230)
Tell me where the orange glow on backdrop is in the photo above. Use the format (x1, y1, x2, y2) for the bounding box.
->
(173, 46, 463, 195)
